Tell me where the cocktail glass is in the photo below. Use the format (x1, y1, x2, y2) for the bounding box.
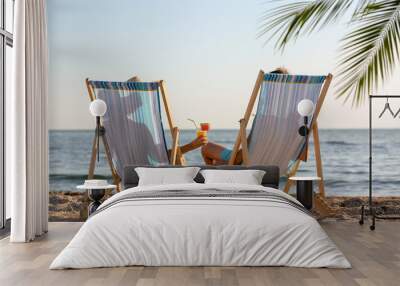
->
(197, 123, 210, 139)
(196, 130, 207, 139)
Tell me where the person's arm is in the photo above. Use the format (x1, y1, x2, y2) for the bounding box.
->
(169, 136, 207, 155)
(180, 136, 207, 153)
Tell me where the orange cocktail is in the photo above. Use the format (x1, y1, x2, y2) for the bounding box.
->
(196, 130, 207, 138)
(197, 123, 210, 138)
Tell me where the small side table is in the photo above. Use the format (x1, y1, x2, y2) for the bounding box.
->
(289, 176, 321, 210)
(77, 183, 116, 216)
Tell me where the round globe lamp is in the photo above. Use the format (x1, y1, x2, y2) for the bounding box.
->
(89, 99, 107, 161)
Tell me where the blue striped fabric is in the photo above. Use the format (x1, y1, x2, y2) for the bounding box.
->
(247, 73, 327, 175)
(264, 73, 326, 84)
(89, 80, 159, 91)
(89, 80, 170, 178)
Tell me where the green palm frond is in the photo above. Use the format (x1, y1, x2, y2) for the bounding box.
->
(259, 0, 400, 105)
(259, 0, 354, 50)
(355, 0, 379, 14)
(337, 1, 400, 105)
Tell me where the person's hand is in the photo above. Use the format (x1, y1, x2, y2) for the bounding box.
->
(191, 135, 208, 149)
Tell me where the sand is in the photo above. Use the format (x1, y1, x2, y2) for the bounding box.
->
(49, 191, 400, 222)
(325, 196, 400, 221)
(49, 191, 113, 222)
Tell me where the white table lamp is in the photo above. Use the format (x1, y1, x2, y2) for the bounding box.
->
(89, 99, 107, 161)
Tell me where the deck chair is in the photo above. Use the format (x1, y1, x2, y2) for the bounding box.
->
(85, 78, 185, 191)
(228, 70, 332, 203)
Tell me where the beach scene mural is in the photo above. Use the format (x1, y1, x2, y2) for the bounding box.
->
(47, 0, 400, 221)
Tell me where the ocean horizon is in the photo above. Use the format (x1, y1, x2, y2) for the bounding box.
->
(49, 129, 400, 196)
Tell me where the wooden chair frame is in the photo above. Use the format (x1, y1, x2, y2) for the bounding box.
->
(228, 70, 333, 199)
(85, 78, 185, 192)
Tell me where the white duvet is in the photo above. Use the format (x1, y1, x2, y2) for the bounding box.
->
(50, 183, 350, 269)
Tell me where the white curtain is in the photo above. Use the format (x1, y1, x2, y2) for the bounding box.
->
(9, 0, 49, 242)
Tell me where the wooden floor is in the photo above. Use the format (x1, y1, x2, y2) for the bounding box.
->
(0, 221, 399, 286)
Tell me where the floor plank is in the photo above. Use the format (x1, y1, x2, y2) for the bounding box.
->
(0, 221, 399, 286)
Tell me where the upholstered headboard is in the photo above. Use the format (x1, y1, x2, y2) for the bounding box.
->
(123, 165, 280, 190)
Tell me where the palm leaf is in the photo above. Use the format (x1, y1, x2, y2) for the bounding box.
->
(336, 1, 400, 105)
(258, 0, 355, 50)
(258, 0, 400, 104)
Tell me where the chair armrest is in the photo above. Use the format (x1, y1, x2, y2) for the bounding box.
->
(170, 127, 180, 165)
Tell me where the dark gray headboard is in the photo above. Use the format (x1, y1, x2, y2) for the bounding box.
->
(123, 165, 280, 190)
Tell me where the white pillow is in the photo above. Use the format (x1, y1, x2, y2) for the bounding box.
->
(135, 167, 201, 186)
(200, 169, 266, 185)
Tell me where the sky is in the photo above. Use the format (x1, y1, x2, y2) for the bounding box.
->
(47, 0, 400, 130)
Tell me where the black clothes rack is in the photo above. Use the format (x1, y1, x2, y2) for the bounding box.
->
(359, 95, 400, 230)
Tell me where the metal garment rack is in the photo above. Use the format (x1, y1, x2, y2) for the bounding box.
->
(359, 95, 400, 230)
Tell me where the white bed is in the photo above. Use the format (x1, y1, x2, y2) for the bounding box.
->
(50, 183, 350, 269)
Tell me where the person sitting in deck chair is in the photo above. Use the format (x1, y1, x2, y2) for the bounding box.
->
(201, 67, 289, 165)
(126, 76, 207, 162)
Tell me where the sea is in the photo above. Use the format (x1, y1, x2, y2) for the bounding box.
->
(49, 129, 400, 196)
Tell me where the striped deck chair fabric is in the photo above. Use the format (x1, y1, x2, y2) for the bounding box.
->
(88, 81, 170, 178)
(247, 73, 326, 175)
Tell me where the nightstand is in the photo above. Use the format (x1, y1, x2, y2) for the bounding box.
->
(77, 182, 116, 216)
(289, 176, 321, 210)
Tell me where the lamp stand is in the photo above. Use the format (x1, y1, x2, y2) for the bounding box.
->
(87, 120, 120, 189)
(298, 116, 309, 137)
(96, 116, 99, 161)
